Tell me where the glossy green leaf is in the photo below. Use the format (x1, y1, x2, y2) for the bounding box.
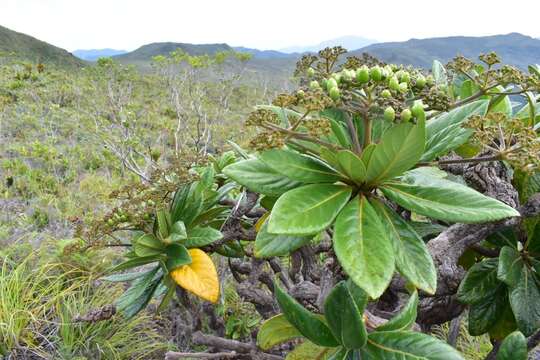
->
(323, 280, 368, 349)
(223, 158, 303, 196)
(255, 221, 312, 258)
(372, 200, 436, 294)
(468, 287, 508, 335)
(261, 149, 342, 183)
(156, 209, 171, 240)
(365, 123, 425, 185)
(361, 331, 464, 359)
(170, 183, 203, 226)
(376, 291, 419, 332)
(183, 226, 223, 248)
(328, 347, 356, 360)
(269, 184, 351, 235)
(109, 254, 163, 273)
(257, 314, 303, 350)
(170, 221, 187, 242)
(489, 86, 512, 117)
(496, 331, 527, 360)
(337, 150, 366, 183)
(333, 196, 395, 298)
(133, 233, 165, 256)
(457, 258, 500, 304)
(432, 60, 448, 87)
(275, 281, 339, 347)
(164, 244, 192, 271)
(509, 266, 540, 336)
(426, 100, 488, 141)
(421, 123, 473, 162)
(360, 144, 375, 168)
(497, 246, 524, 286)
(116, 266, 162, 318)
(100, 271, 148, 283)
(381, 176, 519, 223)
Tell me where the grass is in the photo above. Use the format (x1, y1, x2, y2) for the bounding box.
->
(0, 245, 170, 359)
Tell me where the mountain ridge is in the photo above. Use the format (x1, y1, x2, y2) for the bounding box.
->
(0, 25, 84, 67)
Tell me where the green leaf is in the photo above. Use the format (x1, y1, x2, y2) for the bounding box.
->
(190, 206, 229, 228)
(274, 281, 339, 347)
(381, 176, 519, 223)
(285, 341, 338, 360)
(116, 266, 162, 318)
(328, 347, 355, 360)
(223, 158, 303, 196)
(269, 184, 351, 235)
(376, 291, 419, 332)
(468, 287, 508, 335)
(133, 233, 165, 257)
(257, 314, 303, 350)
(333, 196, 395, 299)
(164, 244, 192, 271)
(496, 331, 527, 360)
(260, 149, 342, 183)
(100, 271, 149, 282)
(361, 144, 375, 168)
(109, 254, 163, 273)
(432, 60, 448, 87)
(509, 266, 540, 336)
(337, 150, 366, 183)
(421, 123, 473, 162)
(372, 200, 436, 294)
(497, 246, 524, 286)
(183, 226, 223, 248)
(457, 258, 500, 304)
(365, 123, 425, 185)
(156, 209, 171, 240)
(488, 86, 512, 117)
(361, 331, 464, 359)
(169, 221, 187, 242)
(323, 280, 368, 349)
(170, 183, 203, 227)
(426, 100, 488, 141)
(255, 221, 312, 258)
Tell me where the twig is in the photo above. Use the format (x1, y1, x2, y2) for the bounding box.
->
(165, 351, 237, 359)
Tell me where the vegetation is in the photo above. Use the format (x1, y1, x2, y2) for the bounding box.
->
(0, 25, 84, 68)
(1, 34, 540, 360)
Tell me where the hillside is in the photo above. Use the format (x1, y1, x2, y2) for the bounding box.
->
(73, 48, 127, 61)
(0, 25, 85, 67)
(353, 33, 540, 69)
(114, 42, 235, 62)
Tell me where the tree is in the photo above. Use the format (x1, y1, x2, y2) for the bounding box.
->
(101, 48, 540, 359)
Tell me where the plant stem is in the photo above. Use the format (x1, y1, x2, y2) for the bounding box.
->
(362, 115, 371, 149)
(344, 112, 362, 154)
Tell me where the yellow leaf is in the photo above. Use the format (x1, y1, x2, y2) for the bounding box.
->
(170, 249, 220, 303)
(255, 212, 270, 232)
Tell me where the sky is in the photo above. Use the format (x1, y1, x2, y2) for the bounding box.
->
(1, 0, 539, 52)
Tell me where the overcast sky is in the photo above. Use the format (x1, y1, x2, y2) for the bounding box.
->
(1, 0, 539, 52)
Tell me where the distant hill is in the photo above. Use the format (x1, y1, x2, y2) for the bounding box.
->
(280, 36, 377, 53)
(353, 33, 540, 69)
(0, 25, 84, 67)
(114, 42, 235, 62)
(73, 48, 127, 61)
(232, 46, 295, 59)
(113, 42, 296, 62)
